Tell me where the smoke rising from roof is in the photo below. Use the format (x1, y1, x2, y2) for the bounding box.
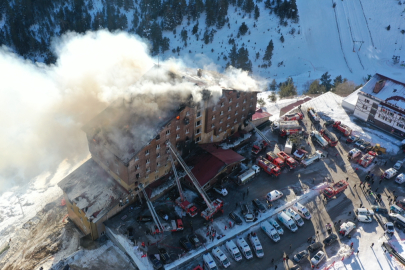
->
(0, 30, 263, 192)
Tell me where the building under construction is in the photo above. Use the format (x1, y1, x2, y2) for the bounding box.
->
(58, 68, 259, 240)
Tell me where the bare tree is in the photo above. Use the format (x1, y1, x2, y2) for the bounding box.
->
(334, 81, 357, 96)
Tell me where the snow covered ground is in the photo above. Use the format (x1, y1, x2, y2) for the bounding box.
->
(163, 0, 405, 91)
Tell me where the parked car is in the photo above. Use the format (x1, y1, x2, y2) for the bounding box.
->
(354, 139, 365, 149)
(180, 237, 193, 251)
(137, 215, 153, 223)
(311, 251, 325, 266)
(385, 222, 395, 234)
(252, 198, 266, 212)
(293, 250, 309, 263)
(358, 214, 373, 223)
(159, 248, 171, 264)
(324, 119, 335, 126)
(229, 211, 243, 225)
(149, 254, 163, 269)
(308, 242, 323, 252)
(213, 186, 228, 196)
(346, 135, 359, 143)
(290, 265, 302, 270)
(323, 233, 338, 246)
(240, 203, 255, 222)
(188, 234, 202, 248)
(359, 141, 371, 151)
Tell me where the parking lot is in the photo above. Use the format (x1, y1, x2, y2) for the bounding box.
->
(105, 106, 405, 270)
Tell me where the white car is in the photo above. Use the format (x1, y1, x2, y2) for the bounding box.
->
(385, 222, 395, 234)
(396, 173, 405, 184)
(357, 214, 372, 223)
(266, 190, 283, 202)
(213, 186, 228, 196)
(251, 165, 260, 173)
(311, 251, 325, 266)
(384, 168, 398, 179)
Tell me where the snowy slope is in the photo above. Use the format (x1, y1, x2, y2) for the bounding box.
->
(163, 0, 405, 91)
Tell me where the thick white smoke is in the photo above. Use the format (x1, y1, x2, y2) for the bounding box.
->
(0, 30, 263, 192)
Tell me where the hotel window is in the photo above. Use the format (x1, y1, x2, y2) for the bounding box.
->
(213, 107, 216, 112)
(176, 134, 180, 139)
(212, 115, 215, 120)
(196, 120, 201, 127)
(186, 111, 190, 116)
(362, 105, 368, 110)
(155, 175, 159, 180)
(227, 115, 230, 119)
(136, 173, 140, 179)
(219, 127, 222, 132)
(211, 124, 215, 128)
(235, 111, 238, 115)
(242, 107, 245, 111)
(228, 106, 232, 112)
(197, 111, 201, 118)
(196, 128, 201, 135)
(227, 123, 230, 127)
(195, 136, 201, 143)
(156, 144, 160, 149)
(145, 149, 150, 155)
(234, 119, 237, 123)
(146, 167, 151, 173)
(365, 99, 370, 103)
(243, 99, 246, 103)
(157, 162, 160, 167)
(236, 103, 239, 107)
(220, 119, 223, 123)
(146, 159, 150, 164)
(135, 165, 140, 170)
(156, 153, 160, 158)
(250, 103, 253, 107)
(166, 130, 170, 135)
(135, 156, 139, 161)
(229, 98, 232, 103)
(221, 102, 224, 107)
(176, 125, 180, 130)
(186, 128, 189, 134)
(220, 111, 224, 115)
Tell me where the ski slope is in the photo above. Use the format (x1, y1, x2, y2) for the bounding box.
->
(164, 0, 405, 92)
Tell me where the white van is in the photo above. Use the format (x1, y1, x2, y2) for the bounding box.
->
(358, 215, 372, 223)
(225, 240, 242, 262)
(212, 246, 231, 268)
(266, 190, 283, 202)
(248, 233, 264, 258)
(285, 208, 304, 226)
(278, 211, 298, 232)
(203, 253, 218, 270)
(261, 222, 281, 242)
(356, 208, 374, 216)
(236, 237, 253, 260)
(385, 168, 398, 179)
(339, 221, 356, 236)
(268, 218, 284, 235)
(396, 173, 405, 184)
(292, 202, 311, 220)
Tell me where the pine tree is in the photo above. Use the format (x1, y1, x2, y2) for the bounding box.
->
(205, 0, 217, 27)
(150, 21, 162, 55)
(269, 79, 277, 91)
(320, 72, 332, 91)
(280, 35, 284, 43)
(279, 81, 297, 98)
(333, 75, 343, 88)
(236, 47, 252, 72)
(268, 91, 277, 102)
(192, 21, 199, 35)
(181, 29, 188, 46)
(239, 22, 248, 35)
(217, 0, 229, 28)
(254, 4, 260, 20)
(306, 80, 326, 94)
(161, 37, 170, 53)
(228, 44, 238, 67)
(243, 0, 255, 13)
(263, 40, 274, 65)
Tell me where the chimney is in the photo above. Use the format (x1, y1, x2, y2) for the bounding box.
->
(373, 80, 386, 93)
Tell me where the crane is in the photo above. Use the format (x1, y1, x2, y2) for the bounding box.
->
(169, 155, 198, 217)
(167, 143, 223, 221)
(139, 183, 165, 233)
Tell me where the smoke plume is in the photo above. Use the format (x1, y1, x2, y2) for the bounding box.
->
(0, 30, 263, 192)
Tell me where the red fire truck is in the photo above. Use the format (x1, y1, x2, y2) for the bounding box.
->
(358, 151, 377, 168)
(257, 157, 281, 177)
(277, 151, 298, 170)
(266, 151, 285, 168)
(252, 140, 269, 155)
(273, 121, 303, 138)
(322, 180, 349, 200)
(320, 129, 338, 147)
(332, 121, 352, 137)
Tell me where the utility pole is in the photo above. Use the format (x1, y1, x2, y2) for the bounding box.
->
(17, 196, 24, 217)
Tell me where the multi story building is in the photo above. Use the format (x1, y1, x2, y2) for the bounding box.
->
(58, 69, 259, 240)
(353, 73, 405, 138)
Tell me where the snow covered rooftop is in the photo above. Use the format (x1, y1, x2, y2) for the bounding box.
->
(361, 73, 405, 110)
(252, 108, 271, 121)
(58, 159, 128, 223)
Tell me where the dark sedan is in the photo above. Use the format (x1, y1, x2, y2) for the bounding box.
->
(293, 250, 308, 263)
(158, 248, 171, 264)
(180, 237, 193, 251)
(137, 215, 153, 223)
(323, 233, 338, 246)
(229, 211, 243, 225)
(252, 198, 266, 212)
(148, 254, 163, 269)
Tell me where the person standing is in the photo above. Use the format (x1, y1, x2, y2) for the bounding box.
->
(371, 243, 374, 248)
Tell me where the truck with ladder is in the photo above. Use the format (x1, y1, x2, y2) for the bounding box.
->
(139, 183, 166, 234)
(252, 140, 269, 155)
(266, 151, 285, 168)
(169, 155, 198, 217)
(277, 151, 298, 170)
(301, 150, 325, 168)
(320, 129, 338, 147)
(307, 107, 320, 122)
(322, 180, 349, 200)
(272, 120, 303, 137)
(310, 130, 328, 148)
(358, 151, 376, 168)
(283, 112, 304, 121)
(168, 144, 224, 221)
(257, 157, 281, 177)
(332, 121, 352, 136)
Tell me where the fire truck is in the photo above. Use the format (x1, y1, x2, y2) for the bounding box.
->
(257, 157, 281, 177)
(358, 151, 377, 168)
(168, 144, 223, 221)
(332, 121, 352, 136)
(322, 180, 349, 200)
(307, 107, 320, 122)
(320, 129, 338, 147)
(277, 151, 298, 170)
(283, 112, 304, 121)
(252, 140, 269, 155)
(273, 121, 303, 138)
(310, 130, 328, 148)
(266, 151, 285, 168)
(301, 150, 325, 168)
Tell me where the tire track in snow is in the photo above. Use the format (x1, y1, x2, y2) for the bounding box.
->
(331, 0, 353, 73)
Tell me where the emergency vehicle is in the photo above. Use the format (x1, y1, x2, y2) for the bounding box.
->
(212, 247, 230, 268)
(277, 151, 298, 170)
(248, 233, 264, 258)
(257, 157, 281, 177)
(236, 237, 253, 260)
(225, 240, 242, 262)
(332, 121, 352, 136)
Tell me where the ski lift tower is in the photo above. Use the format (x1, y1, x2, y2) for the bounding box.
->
(167, 143, 223, 221)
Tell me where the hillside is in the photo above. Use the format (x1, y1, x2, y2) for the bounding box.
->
(1, 0, 404, 89)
